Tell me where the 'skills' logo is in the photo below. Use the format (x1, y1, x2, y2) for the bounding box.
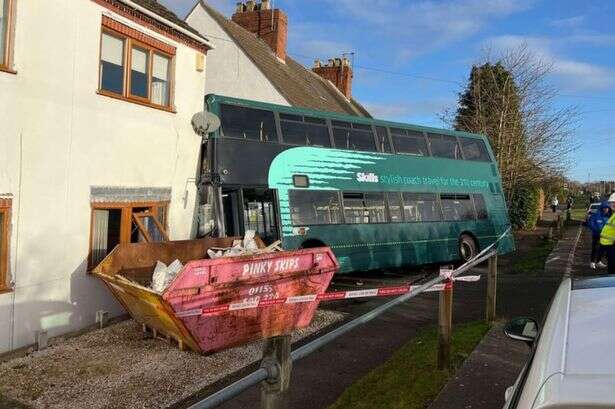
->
(356, 172, 379, 183)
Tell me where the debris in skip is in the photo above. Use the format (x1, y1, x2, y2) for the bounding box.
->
(206, 230, 282, 259)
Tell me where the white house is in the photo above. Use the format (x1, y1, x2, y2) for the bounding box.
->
(186, 0, 371, 117)
(0, 0, 212, 354)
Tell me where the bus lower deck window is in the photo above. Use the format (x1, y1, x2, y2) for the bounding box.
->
(441, 194, 474, 220)
(473, 194, 488, 219)
(288, 190, 341, 225)
(402, 193, 441, 222)
(386, 192, 403, 222)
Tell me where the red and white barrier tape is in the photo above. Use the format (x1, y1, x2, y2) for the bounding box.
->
(175, 274, 480, 318)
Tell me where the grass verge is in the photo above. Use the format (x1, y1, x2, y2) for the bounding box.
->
(327, 321, 489, 409)
(511, 238, 555, 274)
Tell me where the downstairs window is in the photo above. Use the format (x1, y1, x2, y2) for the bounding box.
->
(89, 202, 168, 269)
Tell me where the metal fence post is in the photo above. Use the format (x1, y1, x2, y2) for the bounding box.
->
(437, 280, 453, 370)
(261, 335, 292, 409)
(486, 254, 498, 324)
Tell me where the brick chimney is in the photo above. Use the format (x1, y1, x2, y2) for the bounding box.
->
(232, 1, 288, 61)
(312, 57, 353, 98)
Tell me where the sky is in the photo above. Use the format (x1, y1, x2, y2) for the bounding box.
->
(160, 0, 614, 183)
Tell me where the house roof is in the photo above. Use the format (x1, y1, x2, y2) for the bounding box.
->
(130, 0, 207, 40)
(198, 1, 371, 118)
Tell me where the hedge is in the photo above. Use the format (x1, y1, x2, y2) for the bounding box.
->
(509, 185, 543, 230)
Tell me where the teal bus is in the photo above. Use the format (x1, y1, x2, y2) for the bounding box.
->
(202, 94, 514, 273)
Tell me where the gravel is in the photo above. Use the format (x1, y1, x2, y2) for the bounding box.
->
(0, 310, 345, 409)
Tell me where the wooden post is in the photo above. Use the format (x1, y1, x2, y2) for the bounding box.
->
(486, 254, 498, 324)
(261, 335, 292, 409)
(437, 280, 453, 370)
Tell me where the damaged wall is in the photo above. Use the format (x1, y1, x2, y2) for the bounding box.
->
(0, 0, 207, 353)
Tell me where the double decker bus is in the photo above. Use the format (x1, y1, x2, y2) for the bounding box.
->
(201, 94, 514, 273)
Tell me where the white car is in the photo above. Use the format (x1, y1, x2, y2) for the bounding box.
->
(585, 202, 602, 223)
(503, 276, 615, 409)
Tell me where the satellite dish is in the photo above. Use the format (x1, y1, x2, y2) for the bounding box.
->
(191, 111, 221, 137)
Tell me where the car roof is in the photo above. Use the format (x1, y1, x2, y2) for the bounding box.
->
(523, 277, 615, 408)
(567, 278, 615, 375)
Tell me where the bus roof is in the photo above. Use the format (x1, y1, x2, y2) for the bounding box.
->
(206, 94, 488, 141)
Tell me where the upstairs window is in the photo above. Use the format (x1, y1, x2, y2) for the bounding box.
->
(220, 104, 277, 142)
(376, 126, 392, 153)
(428, 134, 463, 159)
(99, 23, 174, 110)
(280, 113, 331, 147)
(0, 0, 14, 70)
(459, 137, 491, 162)
(0, 199, 10, 292)
(391, 128, 429, 156)
(333, 121, 377, 152)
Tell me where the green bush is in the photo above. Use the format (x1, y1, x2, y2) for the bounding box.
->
(509, 185, 542, 230)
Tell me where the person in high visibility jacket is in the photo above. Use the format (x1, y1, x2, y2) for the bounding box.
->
(600, 194, 615, 274)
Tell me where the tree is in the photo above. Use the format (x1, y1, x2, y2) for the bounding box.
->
(445, 44, 578, 227)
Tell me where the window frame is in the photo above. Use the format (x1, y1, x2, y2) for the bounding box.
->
(288, 189, 343, 226)
(279, 113, 332, 147)
(98, 27, 175, 112)
(0, 200, 11, 292)
(88, 200, 169, 270)
(0, 0, 15, 74)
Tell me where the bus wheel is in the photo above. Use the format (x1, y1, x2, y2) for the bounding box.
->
(300, 239, 326, 249)
(459, 234, 477, 262)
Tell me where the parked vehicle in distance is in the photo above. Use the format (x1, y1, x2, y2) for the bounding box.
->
(503, 276, 615, 409)
(202, 94, 514, 274)
(585, 202, 602, 224)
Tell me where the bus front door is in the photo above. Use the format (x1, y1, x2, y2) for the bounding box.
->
(241, 188, 279, 245)
(220, 187, 280, 245)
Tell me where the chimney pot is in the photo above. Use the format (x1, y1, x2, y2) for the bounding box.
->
(231, 0, 288, 61)
(312, 55, 354, 98)
(235, 2, 244, 13)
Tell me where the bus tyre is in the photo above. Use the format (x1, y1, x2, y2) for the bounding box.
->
(459, 235, 477, 263)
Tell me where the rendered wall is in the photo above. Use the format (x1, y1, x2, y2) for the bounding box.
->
(0, 0, 207, 353)
(186, 4, 289, 106)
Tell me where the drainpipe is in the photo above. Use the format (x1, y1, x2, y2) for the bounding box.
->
(117, 0, 215, 49)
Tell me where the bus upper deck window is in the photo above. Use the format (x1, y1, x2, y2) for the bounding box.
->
(392, 129, 428, 156)
(293, 175, 309, 188)
(281, 114, 330, 147)
(459, 137, 491, 162)
(428, 134, 462, 160)
(333, 122, 377, 152)
(376, 126, 392, 153)
(220, 104, 277, 142)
